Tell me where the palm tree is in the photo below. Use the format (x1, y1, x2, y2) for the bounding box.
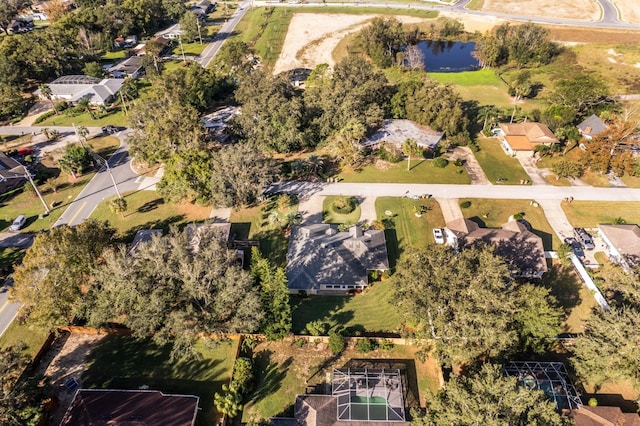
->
(109, 197, 128, 218)
(305, 155, 324, 176)
(402, 138, 422, 171)
(76, 125, 89, 144)
(39, 84, 57, 114)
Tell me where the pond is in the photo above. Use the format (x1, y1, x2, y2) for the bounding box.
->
(414, 40, 479, 73)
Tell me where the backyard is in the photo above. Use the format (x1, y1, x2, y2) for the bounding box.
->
(81, 335, 238, 426)
(90, 191, 212, 241)
(339, 158, 470, 184)
(457, 198, 560, 250)
(473, 137, 531, 184)
(561, 201, 640, 228)
(241, 339, 440, 423)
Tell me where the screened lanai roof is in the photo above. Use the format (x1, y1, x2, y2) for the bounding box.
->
(51, 75, 102, 85)
(503, 361, 582, 410)
(332, 368, 406, 422)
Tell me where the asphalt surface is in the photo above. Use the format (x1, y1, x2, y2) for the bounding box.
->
(198, 0, 254, 68)
(0, 282, 20, 338)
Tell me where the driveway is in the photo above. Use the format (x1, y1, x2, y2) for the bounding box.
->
(447, 146, 490, 185)
(298, 193, 325, 224)
(358, 196, 377, 223)
(435, 198, 464, 224)
(514, 152, 550, 186)
(0, 232, 35, 249)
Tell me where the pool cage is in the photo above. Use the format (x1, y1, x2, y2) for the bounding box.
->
(503, 361, 582, 410)
(332, 368, 406, 422)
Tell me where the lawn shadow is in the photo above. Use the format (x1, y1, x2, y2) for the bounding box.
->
(136, 198, 165, 213)
(468, 216, 486, 228)
(249, 349, 291, 404)
(542, 264, 583, 314)
(254, 228, 288, 268)
(118, 214, 187, 243)
(290, 295, 350, 333)
(230, 222, 251, 240)
(383, 227, 400, 270)
(531, 228, 554, 251)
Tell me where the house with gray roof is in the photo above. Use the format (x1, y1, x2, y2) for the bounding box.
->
(577, 115, 608, 140)
(286, 224, 389, 294)
(598, 224, 640, 272)
(447, 218, 548, 279)
(361, 119, 444, 151)
(128, 229, 163, 256)
(35, 75, 124, 105)
(108, 55, 144, 79)
(0, 152, 27, 194)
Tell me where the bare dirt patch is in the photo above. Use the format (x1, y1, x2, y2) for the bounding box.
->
(546, 26, 640, 43)
(615, 0, 640, 24)
(482, 0, 600, 21)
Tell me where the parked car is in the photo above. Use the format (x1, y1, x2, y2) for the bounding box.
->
(573, 228, 595, 250)
(563, 237, 585, 260)
(433, 228, 445, 245)
(17, 147, 34, 156)
(8, 215, 26, 232)
(102, 125, 124, 134)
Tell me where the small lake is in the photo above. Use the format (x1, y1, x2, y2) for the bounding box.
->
(414, 41, 479, 73)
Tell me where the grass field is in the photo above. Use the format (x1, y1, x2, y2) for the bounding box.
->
(172, 41, 207, 56)
(0, 320, 50, 358)
(375, 197, 445, 267)
(101, 50, 127, 61)
(90, 191, 212, 241)
(458, 198, 560, 250)
(290, 280, 403, 333)
(474, 137, 530, 184)
(339, 159, 470, 184)
(561, 201, 640, 228)
(82, 335, 238, 426)
(37, 108, 127, 127)
(620, 174, 640, 188)
(322, 195, 362, 224)
(242, 339, 440, 422)
(233, 7, 294, 67)
(228, 196, 299, 267)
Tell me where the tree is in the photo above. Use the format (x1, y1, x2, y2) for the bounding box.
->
(551, 158, 583, 180)
(39, 84, 57, 114)
(359, 17, 406, 68)
(404, 44, 426, 71)
(76, 125, 89, 144)
(548, 75, 612, 119)
(0, 83, 27, 121)
(156, 149, 213, 204)
(214, 383, 242, 418)
(324, 120, 366, 167)
(210, 143, 276, 208)
(512, 284, 563, 354)
(475, 23, 556, 68)
(414, 363, 567, 426)
(232, 357, 254, 394)
(214, 40, 254, 75)
(10, 221, 116, 328)
(0, 0, 31, 35)
(59, 143, 93, 177)
(179, 11, 199, 43)
(251, 247, 291, 340)
(109, 197, 128, 217)
(83, 61, 104, 78)
(402, 138, 422, 171)
(571, 306, 640, 388)
(328, 329, 345, 354)
(0, 346, 45, 426)
(88, 226, 263, 359)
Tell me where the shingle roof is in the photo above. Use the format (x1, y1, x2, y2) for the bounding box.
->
(598, 224, 640, 267)
(37, 76, 124, 104)
(499, 122, 559, 151)
(577, 115, 608, 137)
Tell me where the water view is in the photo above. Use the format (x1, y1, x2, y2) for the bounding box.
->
(416, 41, 479, 73)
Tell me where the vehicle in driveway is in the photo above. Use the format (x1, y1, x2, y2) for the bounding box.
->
(564, 237, 585, 260)
(433, 228, 445, 245)
(8, 215, 26, 232)
(574, 228, 595, 250)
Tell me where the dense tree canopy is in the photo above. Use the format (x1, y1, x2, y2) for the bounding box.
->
(476, 23, 557, 68)
(10, 221, 116, 328)
(359, 17, 407, 68)
(547, 74, 612, 119)
(89, 226, 263, 359)
(157, 149, 213, 204)
(413, 363, 567, 426)
(0, 0, 31, 36)
(394, 245, 562, 367)
(251, 247, 291, 340)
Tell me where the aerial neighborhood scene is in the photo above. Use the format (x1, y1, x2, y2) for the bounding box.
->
(2, 0, 640, 424)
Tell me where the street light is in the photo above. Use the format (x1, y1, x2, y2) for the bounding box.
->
(0, 167, 50, 215)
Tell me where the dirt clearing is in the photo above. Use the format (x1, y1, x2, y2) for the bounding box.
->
(483, 0, 600, 21)
(615, 0, 640, 24)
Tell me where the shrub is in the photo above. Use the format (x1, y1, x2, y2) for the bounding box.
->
(306, 320, 327, 336)
(378, 339, 394, 350)
(588, 398, 598, 407)
(378, 143, 403, 163)
(356, 338, 376, 353)
(276, 194, 291, 211)
(453, 158, 464, 167)
(294, 338, 306, 348)
(34, 110, 55, 124)
(328, 329, 345, 354)
(55, 101, 69, 112)
(433, 157, 449, 168)
(459, 200, 471, 208)
(513, 212, 524, 221)
(332, 196, 356, 214)
(232, 357, 254, 394)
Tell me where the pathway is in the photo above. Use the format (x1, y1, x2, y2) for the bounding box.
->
(515, 152, 550, 186)
(448, 146, 490, 185)
(358, 196, 378, 222)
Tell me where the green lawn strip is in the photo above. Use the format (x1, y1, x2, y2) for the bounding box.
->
(0, 248, 25, 280)
(339, 159, 470, 184)
(375, 197, 445, 267)
(561, 201, 640, 228)
(287, 6, 439, 17)
(458, 198, 560, 250)
(621, 174, 640, 188)
(0, 320, 50, 359)
(172, 42, 207, 56)
(465, 0, 484, 10)
(228, 197, 299, 267)
(322, 196, 361, 224)
(37, 108, 127, 127)
(101, 50, 127, 61)
(536, 149, 611, 188)
(242, 340, 438, 422)
(290, 280, 403, 334)
(474, 137, 530, 184)
(82, 335, 238, 426)
(542, 263, 596, 333)
(428, 69, 503, 86)
(89, 191, 212, 241)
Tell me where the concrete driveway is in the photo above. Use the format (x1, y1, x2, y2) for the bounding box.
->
(448, 146, 490, 185)
(0, 232, 35, 249)
(514, 152, 550, 186)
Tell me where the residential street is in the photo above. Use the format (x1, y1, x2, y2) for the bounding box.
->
(0, 283, 20, 338)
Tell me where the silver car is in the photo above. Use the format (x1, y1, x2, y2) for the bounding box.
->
(8, 215, 26, 232)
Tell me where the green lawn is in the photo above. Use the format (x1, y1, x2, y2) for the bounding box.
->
(322, 196, 361, 224)
(621, 174, 640, 188)
(37, 109, 127, 127)
(82, 335, 238, 426)
(536, 149, 611, 188)
(458, 198, 560, 250)
(339, 159, 470, 184)
(90, 191, 212, 241)
(0, 248, 25, 280)
(0, 320, 50, 359)
(428, 69, 503, 86)
(474, 137, 530, 184)
(290, 280, 403, 334)
(172, 41, 207, 56)
(101, 50, 127, 61)
(228, 196, 299, 267)
(375, 197, 445, 267)
(561, 201, 640, 228)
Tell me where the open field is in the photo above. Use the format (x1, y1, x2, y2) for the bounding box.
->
(561, 201, 640, 228)
(482, 0, 600, 21)
(375, 197, 445, 266)
(458, 198, 560, 250)
(242, 339, 440, 422)
(339, 159, 470, 184)
(82, 335, 238, 426)
(0, 320, 50, 358)
(614, 0, 640, 24)
(90, 191, 212, 241)
(474, 137, 530, 184)
(290, 280, 403, 334)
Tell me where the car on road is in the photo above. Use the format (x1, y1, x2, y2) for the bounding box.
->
(433, 228, 445, 245)
(102, 125, 124, 134)
(574, 228, 595, 250)
(17, 147, 34, 156)
(8, 215, 26, 232)
(563, 237, 585, 260)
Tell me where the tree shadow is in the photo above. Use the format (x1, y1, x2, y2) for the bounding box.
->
(248, 349, 291, 404)
(230, 222, 251, 241)
(137, 198, 165, 213)
(289, 295, 349, 333)
(542, 264, 583, 313)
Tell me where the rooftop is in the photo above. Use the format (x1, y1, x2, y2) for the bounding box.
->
(598, 224, 640, 268)
(577, 115, 608, 138)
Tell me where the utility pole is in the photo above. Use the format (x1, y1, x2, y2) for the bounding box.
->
(73, 123, 122, 199)
(196, 18, 203, 45)
(25, 168, 50, 214)
(178, 32, 187, 63)
(119, 90, 128, 116)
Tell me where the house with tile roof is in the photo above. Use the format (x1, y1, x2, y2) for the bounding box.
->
(497, 122, 559, 155)
(571, 406, 640, 426)
(598, 224, 640, 272)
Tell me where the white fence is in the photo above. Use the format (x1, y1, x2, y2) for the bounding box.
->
(569, 253, 610, 311)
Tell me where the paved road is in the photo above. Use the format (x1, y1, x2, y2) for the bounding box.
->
(198, 0, 254, 68)
(270, 181, 640, 201)
(53, 130, 141, 227)
(0, 283, 20, 337)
